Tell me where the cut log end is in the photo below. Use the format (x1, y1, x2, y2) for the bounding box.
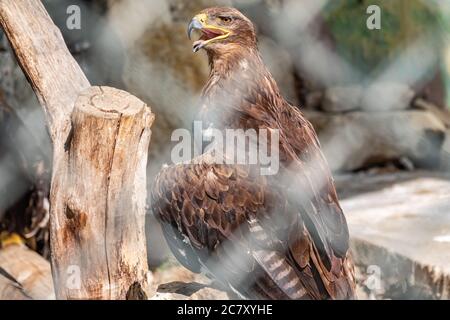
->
(76, 86, 154, 120)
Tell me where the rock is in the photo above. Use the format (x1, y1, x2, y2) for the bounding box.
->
(304, 91, 324, 110)
(150, 262, 230, 300)
(322, 83, 415, 113)
(152, 281, 229, 300)
(362, 82, 415, 112)
(322, 86, 362, 112)
(441, 131, 450, 171)
(107, 0, 171, 47)
(168, 0, 233, 23)
(305, 110, 447, 172)
(337, 171, 450, 299)
(259, 36, 299, 105)
(413, 98, 450, 128)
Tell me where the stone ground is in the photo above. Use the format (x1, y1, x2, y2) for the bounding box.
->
(150, 261, 229, 300)
(150, 256, 371, 300)
(339, 171, 450, 300)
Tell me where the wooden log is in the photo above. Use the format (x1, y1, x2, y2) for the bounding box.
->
(0, 243, 54, 300)
(53, 86, 154, 299)
(0, 0, 155, 299)
(0, 2, 90, 296)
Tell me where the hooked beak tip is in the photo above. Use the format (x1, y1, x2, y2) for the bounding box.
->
(187, 18, 203, 40)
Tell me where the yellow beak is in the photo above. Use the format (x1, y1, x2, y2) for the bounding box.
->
(188, 13, 231, 52)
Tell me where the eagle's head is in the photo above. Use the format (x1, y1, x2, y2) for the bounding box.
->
(188, 7, 257, 54)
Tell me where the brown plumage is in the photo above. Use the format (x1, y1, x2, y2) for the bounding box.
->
(151, 7, 356, 300)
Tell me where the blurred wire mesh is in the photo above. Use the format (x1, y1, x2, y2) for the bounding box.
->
(0, 0, 449, 298)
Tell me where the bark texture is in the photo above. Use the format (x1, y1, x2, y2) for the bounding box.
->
(54, 86, 154, 299)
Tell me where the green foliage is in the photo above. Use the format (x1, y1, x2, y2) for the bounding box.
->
(323, 0, 442, 74)
(436, 3, 450, 108)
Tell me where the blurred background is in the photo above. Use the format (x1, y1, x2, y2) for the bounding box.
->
(0, 0, 449, 299)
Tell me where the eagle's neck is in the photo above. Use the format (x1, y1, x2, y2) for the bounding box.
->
(201, 45, 283, 129)
(207, 45, 258, 77)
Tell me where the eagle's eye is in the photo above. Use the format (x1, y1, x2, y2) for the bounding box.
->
(218, 16, 232, 23)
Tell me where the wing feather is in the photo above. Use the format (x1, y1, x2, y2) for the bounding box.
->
(151, 101, 355, 300)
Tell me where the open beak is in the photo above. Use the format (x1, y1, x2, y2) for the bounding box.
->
(187, 14, 231, 53)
